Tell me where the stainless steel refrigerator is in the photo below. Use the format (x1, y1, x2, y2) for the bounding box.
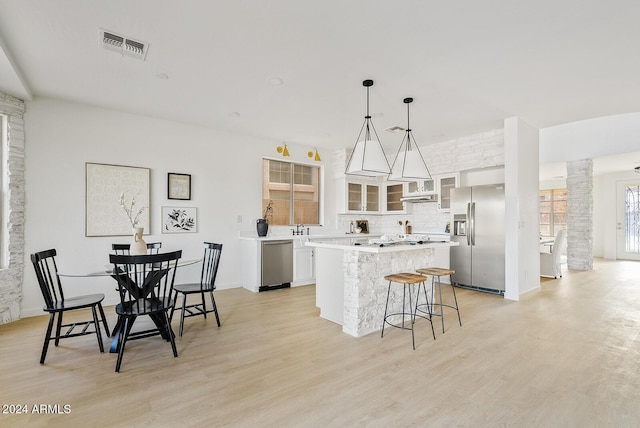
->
(450, 184, 505, 292)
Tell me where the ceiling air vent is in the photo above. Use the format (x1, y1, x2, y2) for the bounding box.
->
(100, 29, 149, 61)
(384, 125, 406, 133)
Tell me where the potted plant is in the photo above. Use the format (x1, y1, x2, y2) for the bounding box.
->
(257, 200, 274, 237)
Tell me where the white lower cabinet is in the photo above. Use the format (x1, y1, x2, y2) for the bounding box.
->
(293, 241, 315, 286)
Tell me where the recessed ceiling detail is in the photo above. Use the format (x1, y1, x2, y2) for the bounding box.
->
(100, 29, 149, 61)
(267, 77, 284, 86)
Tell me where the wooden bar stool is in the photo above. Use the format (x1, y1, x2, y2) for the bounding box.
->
(415, 268, 461, 334)
(381, 272, 434, 350)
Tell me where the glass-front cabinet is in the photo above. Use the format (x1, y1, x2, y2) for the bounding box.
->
(437, 173, 459, 211)
(347, 181, 380, 213)
(404, 178, 436, 196)
(385, 183, 405, 213)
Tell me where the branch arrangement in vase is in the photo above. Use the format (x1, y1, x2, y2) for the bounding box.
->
(263, 200, 274, 221)
(119, 192, 146, 228)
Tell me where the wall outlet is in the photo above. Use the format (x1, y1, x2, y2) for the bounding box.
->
(237, 215, 242, 223)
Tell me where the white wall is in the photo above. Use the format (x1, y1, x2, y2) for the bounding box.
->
(22, 98, 329, 316)
(505, 117, 540, 300)
(540, 113, 640, 260)
(540, 112, 640, 163)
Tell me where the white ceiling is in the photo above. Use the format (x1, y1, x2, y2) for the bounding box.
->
(1, 1, 639, 172)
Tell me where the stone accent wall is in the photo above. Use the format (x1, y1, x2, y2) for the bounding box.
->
(419, 129, 505, 176)
(566, 159, 593, 270)
(0, 92, 26, 324)
(334, 129, 504, 178)
(343, 247, 435, 337)
(335, 129, 505, 234)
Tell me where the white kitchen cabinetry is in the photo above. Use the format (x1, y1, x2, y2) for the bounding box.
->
(346, 181, 380, 213)
(293, 240, 315, 286)
(404, 178, 436, 196)
(384, 183, 406, 213)
(437, 173, 459, 211)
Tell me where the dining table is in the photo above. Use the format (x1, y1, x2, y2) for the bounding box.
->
(59, 257, 201, 353)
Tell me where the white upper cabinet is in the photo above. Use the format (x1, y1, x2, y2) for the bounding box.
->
(436, 173, 459, 211)
(384, 183, 406, 213)
(404, 178, 436, 196)
(346, 181, 380, 213)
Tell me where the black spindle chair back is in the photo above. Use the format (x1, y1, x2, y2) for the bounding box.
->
(201, 242, 223, 292)
(30, 248, 109, 364)
(110, 251, 182, 315)
(31, 249, 63, 309)
(170, 242, 223, 337)
(109, 250, 182, 372)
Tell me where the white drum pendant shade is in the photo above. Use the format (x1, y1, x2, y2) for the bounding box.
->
(346, 139, 390, 176)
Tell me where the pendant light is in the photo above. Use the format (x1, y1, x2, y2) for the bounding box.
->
(388, 97, 431, 181)
(345, 79, 391, 176)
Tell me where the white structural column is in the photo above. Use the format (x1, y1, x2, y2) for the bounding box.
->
(504, 117, 540, 300)
(566, 159, 593, 270)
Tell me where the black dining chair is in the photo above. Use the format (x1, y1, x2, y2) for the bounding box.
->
(111, 242, 162, 255)
(30, 249, 110, 364)
(109, 243, 162, 337)
(109, 250, 182, 372)
(171, 242, 223, 337)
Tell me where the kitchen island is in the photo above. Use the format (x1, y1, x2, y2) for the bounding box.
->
(305, 238, 458, 337)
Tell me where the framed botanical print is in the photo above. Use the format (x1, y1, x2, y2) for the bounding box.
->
(162, 207, 197, 233)
(168, 173, 191, 200)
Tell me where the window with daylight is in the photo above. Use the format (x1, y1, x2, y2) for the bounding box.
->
(262, 159, 320, 226)
(539, 188, 567, 237)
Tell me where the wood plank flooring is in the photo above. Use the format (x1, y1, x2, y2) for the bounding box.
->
(1, 258, 639, 427)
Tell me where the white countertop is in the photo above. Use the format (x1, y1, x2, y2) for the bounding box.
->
(238, 232, 378, 242)
(305, 240, 458, 253)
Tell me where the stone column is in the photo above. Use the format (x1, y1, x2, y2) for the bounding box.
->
(0, 92, 26, 324)
(566, 159, 593, 270)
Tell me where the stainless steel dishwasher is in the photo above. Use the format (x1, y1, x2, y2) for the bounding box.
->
(260, 240, 293, 291)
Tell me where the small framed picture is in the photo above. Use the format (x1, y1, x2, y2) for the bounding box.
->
(162, 207, 197, 233)
(356, 219, 369, 234)
(167, 173, 191, 200)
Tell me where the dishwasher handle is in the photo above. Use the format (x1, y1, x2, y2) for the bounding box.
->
(262, 240, 293, 246)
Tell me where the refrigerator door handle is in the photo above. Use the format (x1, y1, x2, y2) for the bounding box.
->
(470, 202, 476, 246)
(466, 203, 471, 246)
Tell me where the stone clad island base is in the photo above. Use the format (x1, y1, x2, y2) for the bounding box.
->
(306, 241, 458, 337)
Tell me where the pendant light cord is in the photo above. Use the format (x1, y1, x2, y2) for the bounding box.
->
(404, 97, 413, 150)
(365, 85, 370, 119)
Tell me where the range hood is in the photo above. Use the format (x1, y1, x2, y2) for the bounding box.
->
(400, 194, 438, 203)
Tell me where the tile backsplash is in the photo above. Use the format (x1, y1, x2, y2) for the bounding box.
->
(338, 202, 450, 236)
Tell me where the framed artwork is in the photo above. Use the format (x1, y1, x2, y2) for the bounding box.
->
(162, 207, 197, 233)
(168, 173, 191, 200)
(356, 219, 369, 234)
(85, 162, 150, 237)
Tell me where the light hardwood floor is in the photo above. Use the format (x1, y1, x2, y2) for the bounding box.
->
(1, 258, 639, 427)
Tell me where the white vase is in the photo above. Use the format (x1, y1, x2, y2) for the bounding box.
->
(130, 227, 147, 255)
